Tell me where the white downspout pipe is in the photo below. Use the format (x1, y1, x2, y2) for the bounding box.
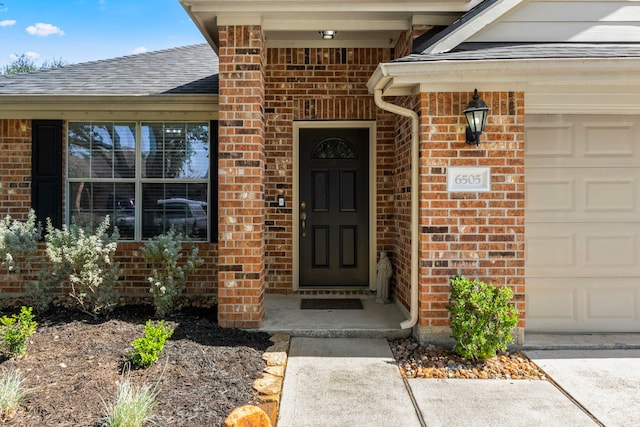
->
(374, 89, 420, 330)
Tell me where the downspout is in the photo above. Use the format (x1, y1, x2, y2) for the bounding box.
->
(373, 88, 420, 330)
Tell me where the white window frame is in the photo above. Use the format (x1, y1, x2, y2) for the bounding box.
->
(66, 121, 211, 241)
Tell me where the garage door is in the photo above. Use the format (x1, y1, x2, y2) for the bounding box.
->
(525, 114, 640, 332)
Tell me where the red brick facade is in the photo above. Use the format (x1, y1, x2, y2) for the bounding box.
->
(0, 25, 527, 336)
(417, 91, 526, 332)
(0, 120, 32, 219)
(217, 25, 267, 327)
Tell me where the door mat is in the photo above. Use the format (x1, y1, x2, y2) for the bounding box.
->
(300, 298, 363, 310)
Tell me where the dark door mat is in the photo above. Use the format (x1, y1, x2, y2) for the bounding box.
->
(300, 298, 363, 310)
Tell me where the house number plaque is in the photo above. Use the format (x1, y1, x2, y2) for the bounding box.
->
(447, 167, 491, 192)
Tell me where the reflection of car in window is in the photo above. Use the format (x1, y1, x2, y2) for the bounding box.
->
(155, 198, 207, 238)
(113, 197, 135, 238)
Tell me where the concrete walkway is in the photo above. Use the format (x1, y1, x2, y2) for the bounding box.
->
(278, 337, 640, 427)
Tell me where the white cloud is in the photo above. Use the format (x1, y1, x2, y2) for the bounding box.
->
(26, 22, 65, 37)
(9, 51, 40, 60)
(0, 19, 16, 27)
(131, 46, 148, 55)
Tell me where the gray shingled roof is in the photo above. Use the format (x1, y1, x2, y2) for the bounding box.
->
(397, 43, 640, 63)
(0, 44, 218, 95)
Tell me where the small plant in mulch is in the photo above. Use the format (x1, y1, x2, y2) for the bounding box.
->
(129, 320, 174, 369)
(0, 368, 30, 422)
(141, 228, 204, 318)
(447, 275, 519, 361)
(101, 377, 157, 427)
(0, 306, 37, 358)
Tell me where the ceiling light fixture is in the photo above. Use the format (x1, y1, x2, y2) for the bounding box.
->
(319, 30, 337, 40)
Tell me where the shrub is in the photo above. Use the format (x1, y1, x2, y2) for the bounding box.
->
(447, 275, 519, 361)
(142, 228, 203, 317)
(130, 320, 174, 369)
(0, 306, 37, 358)
(102, 378, 157, 427)
(0, 368, 30, 422)
(44, 217, 120, 317)
(0, 210, 42, 274)
(0, 211, 51, 311)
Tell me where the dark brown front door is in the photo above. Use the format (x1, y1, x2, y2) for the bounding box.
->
(299, 127, 369, 287)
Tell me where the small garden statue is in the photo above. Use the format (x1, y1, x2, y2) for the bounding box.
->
(376, 251, 392, 304)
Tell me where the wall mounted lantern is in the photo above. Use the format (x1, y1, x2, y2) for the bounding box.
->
(319, 30, 337, 40)
(463, 89, 490, 145)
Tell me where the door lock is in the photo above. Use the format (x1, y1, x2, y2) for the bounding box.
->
(300, 200, 307, 237)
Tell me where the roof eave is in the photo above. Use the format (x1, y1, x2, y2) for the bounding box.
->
(421, 0, 526, 54)
(0, 94, 219, 120)
(368, 57, 640, 95)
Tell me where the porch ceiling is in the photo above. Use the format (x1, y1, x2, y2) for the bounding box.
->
(179, 0, 481, 51)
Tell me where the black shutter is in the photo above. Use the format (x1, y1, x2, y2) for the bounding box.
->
(32, 120, 63, 230)
(210, 120, 218, 243)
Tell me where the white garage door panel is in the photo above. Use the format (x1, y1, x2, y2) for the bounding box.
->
(526, 168, 640, 221)
(526, 115, 640, 168)
(527, 223, 640, 276)
(526, 114, 640, 332)
(526, 278, 640, 332)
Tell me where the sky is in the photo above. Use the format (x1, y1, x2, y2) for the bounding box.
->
(0, 0, 207, 69)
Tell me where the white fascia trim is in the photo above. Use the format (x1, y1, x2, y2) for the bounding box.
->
(0, 94, 219, 120)
(423, 0, 526, 54)
(369, 57, 640, 95)
(184, 1, 483, 14)
(179, 1, 219, 51)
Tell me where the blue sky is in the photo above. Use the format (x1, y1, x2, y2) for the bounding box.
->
(0, 0, 207, 68)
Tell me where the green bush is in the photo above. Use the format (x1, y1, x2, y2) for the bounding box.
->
(447, 275, 519, 361)
(0, 306, 37, 358)
(130, 320, 174, 369)
(0, 210, 41, 274)
(44, 217, 120, 317)
(0, 210, 52, 312)
(142, 228, 203, 317)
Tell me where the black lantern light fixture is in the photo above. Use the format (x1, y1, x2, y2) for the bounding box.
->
(463, 89, 490, 145)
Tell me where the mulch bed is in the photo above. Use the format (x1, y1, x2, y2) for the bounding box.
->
(390, 337, 547, 380)
(0, 305, 272, 426)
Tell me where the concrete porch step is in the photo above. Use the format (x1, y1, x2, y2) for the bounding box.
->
(257, 294, 412, 339)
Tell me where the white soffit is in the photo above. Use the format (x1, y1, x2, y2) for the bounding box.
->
(180, 0, 482, 49)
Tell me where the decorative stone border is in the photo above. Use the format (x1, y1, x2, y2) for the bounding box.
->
(224, 334, 291, 427)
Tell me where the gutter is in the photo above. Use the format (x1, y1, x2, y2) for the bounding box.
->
(372, 74, 420, 330)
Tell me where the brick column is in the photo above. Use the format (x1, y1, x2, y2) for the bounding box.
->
(217, 26, 266, 327)
(416, 91, 525, 343)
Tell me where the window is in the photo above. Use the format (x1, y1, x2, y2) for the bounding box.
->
(67, 122, 210, 241)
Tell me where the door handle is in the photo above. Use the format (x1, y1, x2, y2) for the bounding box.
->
(300, 212, 307, 237)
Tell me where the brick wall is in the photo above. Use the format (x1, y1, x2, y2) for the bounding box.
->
(217, 25, 267, 327)
(0, 119, 32, 219)
(417, 91, 526, 333)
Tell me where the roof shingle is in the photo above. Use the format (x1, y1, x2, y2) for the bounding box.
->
(397, 43, 640, 63)
(0, 44, 218, 95)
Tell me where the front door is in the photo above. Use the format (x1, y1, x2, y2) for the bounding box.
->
(299, 127, 369, 287)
